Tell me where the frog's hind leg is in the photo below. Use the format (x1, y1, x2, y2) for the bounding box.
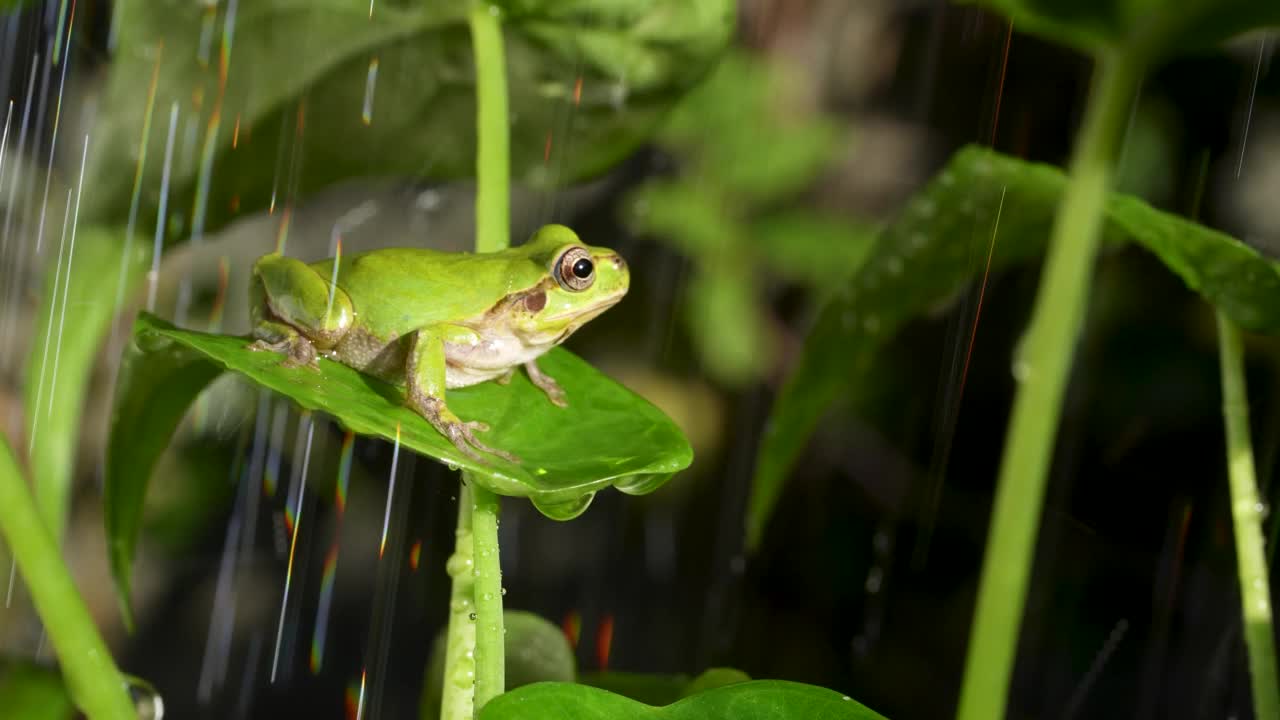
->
(248, 253, 354, 369)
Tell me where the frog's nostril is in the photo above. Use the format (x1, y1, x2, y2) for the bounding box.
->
(611, 255, 627, 272)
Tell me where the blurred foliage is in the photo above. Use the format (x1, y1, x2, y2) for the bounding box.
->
(625, 50, 876, 386)
(83, 0, 734, 245)
(0, 661, 73, 720)
(751, 144, 1280, 550)
(960, 0, 1280, 60)
(421, 610, 577, 720)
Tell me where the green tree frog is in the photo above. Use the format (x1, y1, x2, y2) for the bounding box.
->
(247, 224, 629, 463)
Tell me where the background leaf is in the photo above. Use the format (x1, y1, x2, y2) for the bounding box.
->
(108, 312, 692, 621)
(421, 610, 576, 719)
(0, 661, 74, 720)
(83, 0, 734, 242)
(478, 679, 886, 719)
(23, 226, 147, 541)
(959, 0, 1280, 60)
(748, 144, 1280, 550)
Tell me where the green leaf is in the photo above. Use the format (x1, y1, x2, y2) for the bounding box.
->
(577, 672, 692, 707)
(751, 212, 878, 292)
(24, 226, 148, 541)
(0, 661, 74, 720)
(960, 0, 1280, 60)
(658, 52, 841, 203)
(478, 680, 886, 719)
(748, 144, 1280, 550)
(108, 312, 691, 622)
(421, 610, 576, 720)
(106, 320, 227, 630)
(577, 668, 752, 707)
(84, 0, 733, 240)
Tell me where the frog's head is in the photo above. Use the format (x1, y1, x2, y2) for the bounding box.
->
(504, 224, 630, 345)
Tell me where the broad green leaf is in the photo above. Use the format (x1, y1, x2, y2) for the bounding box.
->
(106, 319, 227, 629)
(83, 0, 733, 241)
(23, 226, 148, 541)
(577, 672, 692, 707)
(577, 668, 752, 707)
(960, 0, 1280, 60)
(478, 680, 886, 720)
(421, 610, 576, 720)
(109, 312, 691, 621)
(748, 144, 1280, 550)
(0, 662, 74, 720)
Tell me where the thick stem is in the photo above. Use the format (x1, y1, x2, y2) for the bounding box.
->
(0, 439, 136, 720)
(469, 2, 509, 255)
(956, 52, 1142, 720)
(438, 6, 511, 718)
(440, 483, 476, 720)
(470, 486, 505, 708)
(1216, 312, 1280, 719)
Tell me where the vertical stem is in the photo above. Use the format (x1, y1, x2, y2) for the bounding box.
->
(469, 1, 509, 255)
(0, 439, 136, 720)
(440, 483, 476, 720)
(437, 5, 511, 719)
(471, 486, 505, 708)
(1216, 312, 1280, 720)
(957, 52, 1141, 720)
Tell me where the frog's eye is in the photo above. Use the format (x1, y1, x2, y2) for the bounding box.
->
(556, 247, 595, 291)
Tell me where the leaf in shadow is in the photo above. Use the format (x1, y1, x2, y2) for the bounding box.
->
(960, 0, 1280, 60)
(748, 144, 1280, 551)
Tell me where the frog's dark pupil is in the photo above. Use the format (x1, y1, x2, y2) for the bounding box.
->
(572, 258, 594, 279)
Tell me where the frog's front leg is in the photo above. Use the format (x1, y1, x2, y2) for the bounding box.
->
(408, 325, 521, 465)
(248, 253, 354, 369)
(524, 359, 567, 408)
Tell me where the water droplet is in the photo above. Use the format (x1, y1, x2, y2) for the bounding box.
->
(500, 587, 508, 596)
(125, 675, 164, 720)
(842, 696, 853, 702)
(482, 592, 494, 601)
(469, 612, 477, 621)
(450, 598, 472, 612)
(451, 657, 476, 688)
(445, 552, 474, 578)
(446, 462, 460, 472)
(1011, 359, 1032, 382)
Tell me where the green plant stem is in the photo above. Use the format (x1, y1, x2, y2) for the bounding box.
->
(440, 483, 477, 720)
(437, 5, 511, 719)
(471, 485, 505, 709)
(469, 1, 509, 255)
(0, 438, 136, 720)
(957, 52, 1142, 720)
(1216, 312, 1280, 719)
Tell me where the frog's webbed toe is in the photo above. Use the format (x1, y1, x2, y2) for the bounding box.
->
(414, 395, 521, 465)
(524, 360, 567, 408)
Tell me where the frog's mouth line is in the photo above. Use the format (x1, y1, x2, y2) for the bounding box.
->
(543, 290, 626, 324)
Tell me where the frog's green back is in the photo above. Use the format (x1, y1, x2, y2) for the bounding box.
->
(311, 247, 548, 338)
